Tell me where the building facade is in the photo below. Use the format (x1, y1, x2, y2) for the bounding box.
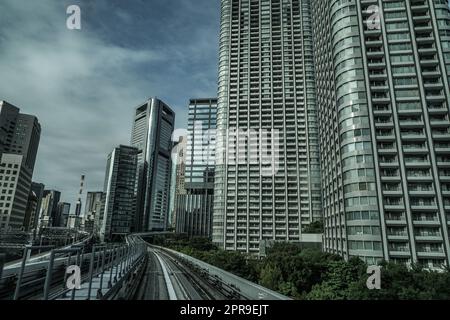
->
(100, 145, 138, 242)
(312, 0, 450, 268)
(38, 190, 61, 229)
(30, 182, 45, 230)
(213, 0, 323, 253)
(169, 136, 187, 230)
(56, 202, 71, 228)
(131, 98, 175, 232)
(84, 191, 104, 234)
(0, 101, 41, 232)
(176, 99, 217, 238)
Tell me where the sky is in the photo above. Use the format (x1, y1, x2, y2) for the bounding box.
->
(0, 0, 220, 211)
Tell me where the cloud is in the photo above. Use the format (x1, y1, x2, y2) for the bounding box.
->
(0, 0, 219, 209)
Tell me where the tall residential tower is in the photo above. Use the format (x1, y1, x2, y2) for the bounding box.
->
(312, 0, 450, 268)
(213, 0, 322, 253)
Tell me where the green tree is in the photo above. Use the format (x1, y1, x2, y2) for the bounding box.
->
(260, 263, 283, 291)
(302, 220, 324, 233)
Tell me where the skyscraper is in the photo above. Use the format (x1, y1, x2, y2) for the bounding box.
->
(23, 191, 38, 232)
(213, 0, 322, 253)
(0, 101, 41, 232)
(84, 191, 104, 234)
(100, 145, 138, 242)
(131, 98, 175, 232)
(38, 190, 61, 229)
(176, 99, 217, 238)
(312, 0, 450, 268)
(56, 202, 71, 228)
(30, 182, 45, 230)
(169, 136, 187, 230)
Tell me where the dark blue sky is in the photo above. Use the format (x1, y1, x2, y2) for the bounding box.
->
(0, 0, 220, 208)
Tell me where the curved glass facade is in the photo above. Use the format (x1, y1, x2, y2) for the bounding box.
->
(313, 0, 450, 268)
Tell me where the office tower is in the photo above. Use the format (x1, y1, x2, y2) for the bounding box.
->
(38, 190, 61, 229)
(176, 99, 217, 238)
(30, 182, 45, 230)
(312, 0, 450, 268)
(56, 202, 71, 228)
(23, 191, 38, 231)
(100, 145, 138, 242)
(0, 154, 28, 231)
(173, 136, 187, 230)
(74, 175, 85, 217)
(169, 136, 187, 229)
(131, 98, 175, 232)
(213, 0, 322, 253)
(0, 101, 41, 232)
(84, 191, 104, 234)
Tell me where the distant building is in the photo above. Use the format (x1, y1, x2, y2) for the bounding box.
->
(84, 191, 103, 234)
(23, 191, 38, 232)
(66, 214, 82, 230)
(100, 145, 138, 242)
(169, 136, 187, 229)
(38, 190, 61, 229)
(131, 98, 175, 232)
(30, 182, 45, 230)
(56, 202, 71, 228)
(0, 101, 41, 232)
(176, 99, 217, 238)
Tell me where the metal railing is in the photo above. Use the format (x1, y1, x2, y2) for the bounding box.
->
(1, 236, 147, 300)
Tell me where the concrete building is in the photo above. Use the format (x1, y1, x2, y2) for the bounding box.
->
(0, 154, 30, 231)
(0, 101, 41, 232)
(176, 99, 217, 238)
(169, 136, 187, 229)
(100, 145, 138, 242)
(56, 202, 71, 228)
(312, 0, 450, 268)
(84, 191, 104, 234)
(213, 0, 322, 253)
(38, 190, 61, 229)
(131, 98, 175, 232)
(30, 182, 45, 230)
(23, 191, 38, 232)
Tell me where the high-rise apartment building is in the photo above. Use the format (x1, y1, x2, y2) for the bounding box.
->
(100, 145, 138, 242)
(176, 99, 217, 238)
(131, 98, 175, 232)
(0, 101, 41, 232)
(312, 0, 450, 268)
(213, 0, 322, 253)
